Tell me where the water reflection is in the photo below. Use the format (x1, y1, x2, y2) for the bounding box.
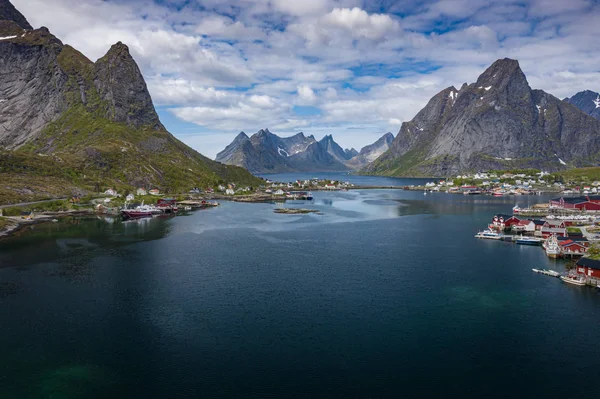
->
(0, 216, 173, 269)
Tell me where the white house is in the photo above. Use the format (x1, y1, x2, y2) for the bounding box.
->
(149, 189, 160, 195)
(104, 189, 117, 196)
(274, 189, 285, 195)
(136, 188, 147, 196)
(126, 194, 135, 201)
(225, 188, 235, 195)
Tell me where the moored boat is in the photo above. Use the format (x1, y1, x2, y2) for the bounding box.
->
(475, 229, 502, 240)
(544, 235, 561, 258)
(516, 236, 543, 246)
(544, 270, 561, 277)
(121, 209, 154, 219)
(560, 275, 586, 286)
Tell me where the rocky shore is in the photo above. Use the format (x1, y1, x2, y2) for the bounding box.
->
(274, 208, 321, 215)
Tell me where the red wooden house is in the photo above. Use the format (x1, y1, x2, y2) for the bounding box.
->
(575, 257, 600, 280)
(558, 240, 588, 256)
(491, 214, 520, 230)
(550, 196, 600, 210)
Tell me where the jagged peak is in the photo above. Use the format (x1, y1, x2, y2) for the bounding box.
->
(234, 131, 249, 140)
(0, 0, 32, 30)
(475, 57, 528, 88)
(98, 41, 133, 62)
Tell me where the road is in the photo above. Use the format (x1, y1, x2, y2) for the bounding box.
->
(0, 198, 68, 209)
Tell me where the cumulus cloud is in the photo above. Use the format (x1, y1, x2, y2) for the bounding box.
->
(10, 0, 600, 158)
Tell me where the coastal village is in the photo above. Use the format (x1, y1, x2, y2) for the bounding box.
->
(410, 170, 600, 196)
(475, 194, 600, 288)
(0, 177, 357, 237)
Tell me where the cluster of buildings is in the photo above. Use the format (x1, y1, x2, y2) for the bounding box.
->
(264, 179, 354, 191)
(549, 196, 600, 211)
(490, 214, 591, 257)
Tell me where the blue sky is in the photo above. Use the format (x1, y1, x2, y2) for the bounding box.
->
(14, 0, 600, 158)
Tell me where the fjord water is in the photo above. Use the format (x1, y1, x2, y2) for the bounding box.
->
(0, 176, 598, 398)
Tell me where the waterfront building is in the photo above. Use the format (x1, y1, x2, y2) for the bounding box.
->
(575, 257, 600, 285)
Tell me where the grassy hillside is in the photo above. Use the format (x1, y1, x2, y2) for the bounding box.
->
(0, 30, 261, 205)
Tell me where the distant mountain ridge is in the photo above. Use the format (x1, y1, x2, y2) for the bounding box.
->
(365, 58, 600, 177)
(564, 90, 600, 121)
(346, 132, 394, 169)
(216, 130, 393, 173)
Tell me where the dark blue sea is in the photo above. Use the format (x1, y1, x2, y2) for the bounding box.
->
(0, 174, 598, 398)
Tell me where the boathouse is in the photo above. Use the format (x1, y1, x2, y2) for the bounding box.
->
(558, 239, 588, 256)
(549, 196, 600, 210)
(532, 220, 545, 232)
(491, 214, 520, 230)
(575, 257, 600, 284)
(512, 220, 535, 233)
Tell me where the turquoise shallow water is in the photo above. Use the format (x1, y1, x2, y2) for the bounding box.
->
(0, 180, 598, 398)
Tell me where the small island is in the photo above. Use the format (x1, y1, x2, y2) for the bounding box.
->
(274, 208, 321, 215)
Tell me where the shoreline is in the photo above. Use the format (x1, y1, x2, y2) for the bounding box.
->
(0, 209, 96, 241)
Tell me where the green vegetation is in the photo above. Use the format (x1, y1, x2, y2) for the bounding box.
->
(567, 227, 582, 234)
(0, 217, 16, 231)
(1, 35, 261, 205)
(549, 167, 600, 185)
(490, 168, 541, 176)
(586, 244, 600, 261)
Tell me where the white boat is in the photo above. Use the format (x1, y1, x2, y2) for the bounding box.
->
(544, 270, 561, 277)
(560, 275, 586, 286)
(532, 268, 541, 273)
(475, 229, 502, 240)
(544, 235, 561, 258)
(516, 236, 543, 246)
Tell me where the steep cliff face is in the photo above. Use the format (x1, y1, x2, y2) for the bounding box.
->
(94, 42, 163, 128)
(0, 23, 68, 148)
(0, 0, 260, 202)
(319, 134, 354, 163)
(367, 59, 600, 176)
(0, 0, 32, 29)
(564, 90, 600, 121)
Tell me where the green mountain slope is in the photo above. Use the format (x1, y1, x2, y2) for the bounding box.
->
(0, 1, 260, 204)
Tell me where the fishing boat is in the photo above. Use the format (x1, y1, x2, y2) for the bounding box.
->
(475, 229, 502, 240)
(121, 209, 154, 219)
(560, 275, 586, 286)
(544, 235, 561, 258)
(516, 236, 543, 246)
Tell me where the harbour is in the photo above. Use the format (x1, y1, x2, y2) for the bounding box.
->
(1, 176, 600, 398)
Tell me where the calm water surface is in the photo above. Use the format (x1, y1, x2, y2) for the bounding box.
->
(0, 176, 598, 398)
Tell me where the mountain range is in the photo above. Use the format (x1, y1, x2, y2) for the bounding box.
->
(0, 0, 259, 204)
(565, 90, 600, 121)
(366, 58, 600, 177)
(215, 130, 393, 173)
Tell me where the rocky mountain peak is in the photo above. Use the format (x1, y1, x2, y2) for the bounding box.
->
(0, 0, 32, 30)
(474, 58, 529, 92)
(367, 58, 600, 176)
(94, 41, 162, 128)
